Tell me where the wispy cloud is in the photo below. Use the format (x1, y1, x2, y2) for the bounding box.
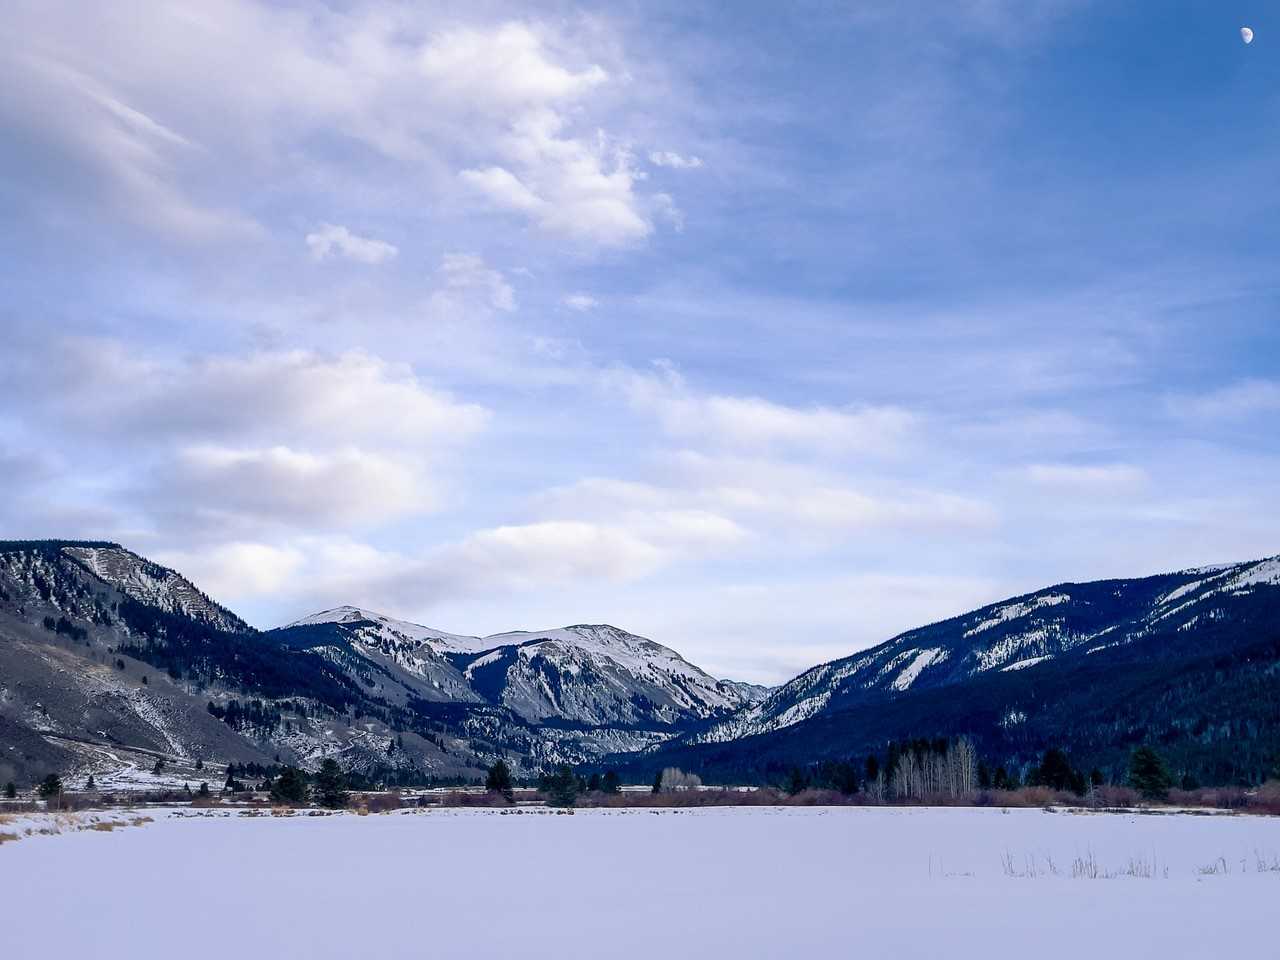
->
(1166, 380, 1280, 420)
(305, 224, 398, 264)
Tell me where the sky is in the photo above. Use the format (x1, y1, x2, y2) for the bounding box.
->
(2, 1, 1278, 684)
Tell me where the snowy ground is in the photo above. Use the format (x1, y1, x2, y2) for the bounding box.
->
(3, 805, 1278, 958)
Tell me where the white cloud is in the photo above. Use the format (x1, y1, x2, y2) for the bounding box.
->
(418, 22, 608, 108)
(540, 458, 994, 541)
(41, 341, 489, 448)
(201, 512, 747, 622)
(0, 49, 259, 240)
(305, 223, 397, 264)
(1167, 380, 1280, 420)
(651, 192, 685, 232)
(439, 253, 516, 312)
(649, 150, 703, 169)
(5, 341, 489, 541)
(163, 445, 433, 526)
(155, 542, 305, 601)
(1024, 463, 1149, 495)
(562, 293, 599, 311)
(617, 363, 916, 454)
(1, 8, 669, 249)
(460, 166, 547, 215)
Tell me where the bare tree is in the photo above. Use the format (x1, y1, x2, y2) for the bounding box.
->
(658, 768, 703, 792)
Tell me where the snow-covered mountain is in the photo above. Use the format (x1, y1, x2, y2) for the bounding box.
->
(61, 543, 248, 633)
(692, 556, 1280, 744)
(0, 540, 770, 787)
(279, 608, 768, 727)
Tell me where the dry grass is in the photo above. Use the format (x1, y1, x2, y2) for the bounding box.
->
(361, 792, 403, 814)
(0, 831, 20, 845)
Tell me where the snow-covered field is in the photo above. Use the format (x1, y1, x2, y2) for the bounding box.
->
(4, 805, 1278, 957)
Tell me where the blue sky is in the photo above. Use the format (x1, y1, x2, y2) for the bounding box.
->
(2, 1, 1277, 683)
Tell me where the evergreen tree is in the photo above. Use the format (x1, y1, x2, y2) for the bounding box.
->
(587, 772, 602, 793)
(785, 767, 809, 796)
(1129, 747, 1173, 802)
(651, 770, 663, 794)
(195, 758, 204, 771)
(38, 773, 63, 804)
(993, 766, 1011, 790)
(315, 758, 349, 809)
(601, 770, 622, 794)
(4, 781, 17, 799)
(485, 760, 514, 802)
(197, 782, 211, 798)
(270, 766, 310, 806)
(1031, 748, 1082, 793)
(86, 774, 96, 791)
(543, 765, 580, 808)
(152, 758, 165, 775)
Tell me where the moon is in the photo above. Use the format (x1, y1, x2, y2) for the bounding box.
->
(1241, 27, 1254, 45)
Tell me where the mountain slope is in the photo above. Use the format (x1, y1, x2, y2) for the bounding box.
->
(693, 558, 1280, 745)
(625, 556, 1280, 785)
(0, 543, 765, 786)
(61, 542, 249, 633)
(278, 608, 768, 727)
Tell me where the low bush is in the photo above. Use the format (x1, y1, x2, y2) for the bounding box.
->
(359, 792, 402, 814)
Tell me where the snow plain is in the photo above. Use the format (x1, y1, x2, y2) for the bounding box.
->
(3, 805, 1278, 958)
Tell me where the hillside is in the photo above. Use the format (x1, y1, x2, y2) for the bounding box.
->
(620, 557, 1280, 785)
(0, 541, 762, 788)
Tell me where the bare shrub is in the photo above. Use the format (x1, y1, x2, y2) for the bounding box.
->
(441, 791, 509, 808)
(990, 786, 1060, 808)
(1249, 781, 1280, 816)
(364, 792, 402, 814)
(658, 768, 703, 792)
(580, 788, 785, 808)
(1254, 849, 1280, 872)
(1123, 854, 1164, 879)
(1090, 785, 1140, 808)
(1071, 850, 1100, 879)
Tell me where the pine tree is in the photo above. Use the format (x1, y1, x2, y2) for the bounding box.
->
(86, 774, 96, 791)
(38, 773, 63, 805)
(1031, 748, 1081, 793)
(785, 767, 809, 796)
(270, 766, 310, 806)
(4, 781, 17, 799)
(587, 772, 602, 793)
(601, 770, 621, 794)
(315, 759, 349, 809)
(1129, 747, 1173, 802)
(543, 766, 579, 808)
(197, 782, 211, 798)
(651, 770, 663, 794)
(485, 760, 514, 802)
